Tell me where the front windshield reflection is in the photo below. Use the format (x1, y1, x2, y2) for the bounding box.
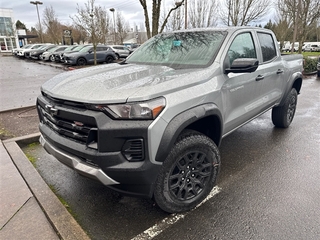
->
(126, 31, 226, 69)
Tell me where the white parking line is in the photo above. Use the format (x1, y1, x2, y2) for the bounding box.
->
(131, 186, 221, 240)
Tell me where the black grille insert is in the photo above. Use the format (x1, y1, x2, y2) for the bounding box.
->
(38, 102, 98, 148)
(122, 139, 144, 162)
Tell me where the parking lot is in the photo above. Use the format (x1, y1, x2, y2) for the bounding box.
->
(1, 55, 320, 240)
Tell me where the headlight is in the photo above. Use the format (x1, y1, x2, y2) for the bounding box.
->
(90, 97, 166, 120)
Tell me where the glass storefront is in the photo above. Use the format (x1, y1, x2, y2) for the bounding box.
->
(0, 13, 18, 52)
(0, 37, 17, 51)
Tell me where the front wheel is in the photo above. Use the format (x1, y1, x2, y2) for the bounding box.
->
(77, 57, 87, 66)
(49, 55, 55, 62)
(154, 130, 220, 213)
(272, 88, 298, 128)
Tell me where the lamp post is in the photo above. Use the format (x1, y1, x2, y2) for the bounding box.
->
(109, 8, 116, 44)
(30, 1, 43, 43)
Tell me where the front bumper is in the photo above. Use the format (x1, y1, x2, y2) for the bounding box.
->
(37, 94, 162, 197)
(40, 134, 119, 185)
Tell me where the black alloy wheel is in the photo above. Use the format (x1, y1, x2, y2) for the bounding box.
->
(154, 130, 220, 213)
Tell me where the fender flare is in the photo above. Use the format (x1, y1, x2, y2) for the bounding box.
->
(155, 103, 223, 162)
(279, 73, 303, 106)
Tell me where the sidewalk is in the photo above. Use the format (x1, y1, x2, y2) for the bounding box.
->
(0, 134, 90, 240)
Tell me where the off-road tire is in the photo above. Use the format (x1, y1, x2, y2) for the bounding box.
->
(77, 57, 87, 66)
(272, 88, 298, 128)
(154, 130, 220, 213)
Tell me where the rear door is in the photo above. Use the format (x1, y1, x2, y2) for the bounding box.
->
(96, 46, 109, 62)
(255, 31, 284, 108)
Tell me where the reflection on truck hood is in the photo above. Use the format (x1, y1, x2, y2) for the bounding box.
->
(41, 63, 213, 103)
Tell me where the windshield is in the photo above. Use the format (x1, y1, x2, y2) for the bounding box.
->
(72, 45, 87, 51)
(80, 46, 93, 52)
(64, 45, 77, 51)
(126, 31, 226, 69)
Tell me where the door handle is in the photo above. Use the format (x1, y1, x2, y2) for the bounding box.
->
(277, 69, 284, 74)
(256, 75, 264, 81)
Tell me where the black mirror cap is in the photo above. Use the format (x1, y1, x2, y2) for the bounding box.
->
(225, 58, 259, 74)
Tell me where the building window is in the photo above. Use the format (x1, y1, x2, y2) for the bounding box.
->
(0, 17, 14, 36)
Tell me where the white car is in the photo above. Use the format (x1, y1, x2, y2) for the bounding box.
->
(17, 44, 44, 57)
(109, 45, 131, 58)
(12, 44, 31, 55)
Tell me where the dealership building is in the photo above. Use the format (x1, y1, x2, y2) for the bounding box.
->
(0, 8, 20, 53)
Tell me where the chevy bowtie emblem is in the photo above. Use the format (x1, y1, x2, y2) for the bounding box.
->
(45, 104, 58, 116)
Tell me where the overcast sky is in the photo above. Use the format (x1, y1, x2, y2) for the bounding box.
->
(1, 0, 273, 31)
(0, 0, 148, 30)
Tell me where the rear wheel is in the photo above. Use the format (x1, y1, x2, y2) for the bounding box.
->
(105, 56, 115, 64)
(77, 57, 87, 66)
(154, 130, 220, 213)
(272, 88, 298, 128)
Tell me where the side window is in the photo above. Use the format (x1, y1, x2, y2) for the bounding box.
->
(257, 32, 277, 62)
(228, 33, 256, 65)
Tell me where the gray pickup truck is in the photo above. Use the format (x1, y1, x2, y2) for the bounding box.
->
(37, 27, 303, 213)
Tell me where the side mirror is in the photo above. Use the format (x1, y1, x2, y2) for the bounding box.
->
(225, 58, 259, 74)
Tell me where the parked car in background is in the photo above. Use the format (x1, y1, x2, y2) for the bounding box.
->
(40, 45, 70, 62)
(29, 44, 56, 60)
(64, 45, 117, 66)
(17, 44, 44, 57)
(55, 44, 90, 63)
(109, 45, 131, 58)
(12, 44, 31, 56)
(53, 45, 78, 62)
(304, 44, 320, 52)
(124, 43, 141, 52)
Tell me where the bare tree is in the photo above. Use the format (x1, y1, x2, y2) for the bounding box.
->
(69, 24, 87, 44)
(163, 4, 184, 31)
(188, 0, 219, 28)
(277, 0, 320, 53)
(138, 0, 185, 38)
(42, 5, 63, 44)
(220, 0, 270, 26)
(115, 12, 130, 44)
(70, 0, 110, 64)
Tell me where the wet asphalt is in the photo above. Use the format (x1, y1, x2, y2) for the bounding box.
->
(2, 55, 320, 240)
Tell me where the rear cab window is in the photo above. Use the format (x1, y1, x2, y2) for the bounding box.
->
(257, 32, 277, 63)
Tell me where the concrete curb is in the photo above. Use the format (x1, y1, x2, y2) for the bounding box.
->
(3, 133, 90, 240)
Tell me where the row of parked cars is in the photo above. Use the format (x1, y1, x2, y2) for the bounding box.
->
(12, 43, 133, 66)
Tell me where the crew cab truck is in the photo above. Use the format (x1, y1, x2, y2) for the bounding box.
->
(37, 27, 303, 213)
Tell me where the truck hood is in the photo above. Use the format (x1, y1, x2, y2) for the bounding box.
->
(41, 63, 215, 103)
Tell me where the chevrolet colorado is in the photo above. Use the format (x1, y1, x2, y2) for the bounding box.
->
(37, 27, 303, 213)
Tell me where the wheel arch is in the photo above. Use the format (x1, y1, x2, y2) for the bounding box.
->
(279, 75, 303, 107)
(155, 103, 223, 163)
(292, 76, 302, 94)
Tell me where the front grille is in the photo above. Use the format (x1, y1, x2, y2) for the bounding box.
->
(38, 97, 98, 149)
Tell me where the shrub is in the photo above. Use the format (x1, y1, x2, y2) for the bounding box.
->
(303, 57, 318, 73)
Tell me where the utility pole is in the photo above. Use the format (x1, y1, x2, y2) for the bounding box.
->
(184, 0, 187, 29)
(30, 1, 43, 43)
(109, 8, 116, 44)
